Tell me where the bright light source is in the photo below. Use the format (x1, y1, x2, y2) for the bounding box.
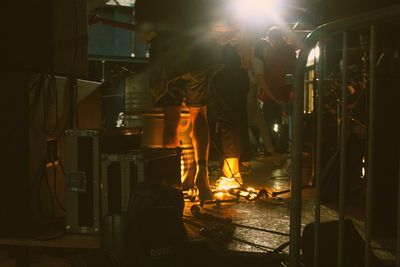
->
(231, 0, 281, 23)
(273, 123, 279, 133)
(361, 156, 366, 179)
(307, 44, 320, 66)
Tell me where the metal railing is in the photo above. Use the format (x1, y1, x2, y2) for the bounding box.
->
(290, 4, 400, 267)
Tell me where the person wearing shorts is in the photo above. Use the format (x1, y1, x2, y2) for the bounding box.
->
(148, 30, 222, 200)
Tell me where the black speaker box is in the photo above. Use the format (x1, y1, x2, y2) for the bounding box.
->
(302, 220, 384, 267)
(126, 183, 187, 267)
(1, 0, 87, 76)
(0, 73, 36, 237)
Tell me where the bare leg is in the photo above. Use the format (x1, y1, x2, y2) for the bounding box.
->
(189, 106, 213, 200)
(163, 106, 181, 147)
(222, 158, 239, 178)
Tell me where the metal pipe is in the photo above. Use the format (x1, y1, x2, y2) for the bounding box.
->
(288, 5, 400, 266)
(337, 31, 348, 267)
(290, 42, 312, 267)
(397, 144, 400, 267)
(309, 5, 400, 36)
(365, 24, 376, 267)
(101, 60, 106, 83)
(313, 40, 325, 267)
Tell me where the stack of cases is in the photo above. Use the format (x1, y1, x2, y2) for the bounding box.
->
(101, 147, 182, 219)
(100, 153, 144, 218)
(64, 129, 101, 234)
(64, 129, 141, 234)
(64, 128, 181, 234)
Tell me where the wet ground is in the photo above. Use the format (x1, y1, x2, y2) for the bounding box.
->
(182, 155, 396, 265)
(183, 155, 338, 254)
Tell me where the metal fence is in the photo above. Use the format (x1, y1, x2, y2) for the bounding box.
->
(290, 5, 400, 267)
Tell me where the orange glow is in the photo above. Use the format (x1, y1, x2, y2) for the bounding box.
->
(180, 148, 195, 184)
(180, 157, 185, 181)
(214, 177, 241, 191)
(215, 192, 225, 198)
(214, 191, 233, 200)
(187, 187, 199, 198)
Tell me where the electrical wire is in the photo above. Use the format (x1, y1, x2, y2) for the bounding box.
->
(182, 217, 287, 253)
(55, 77, 75, 141)
(231, 236, 275, 252)
(74, 78, 79, 129)
(29, 73, 59, 136)
(37, 161, 57, 219)
(32, 154, 65, 220)
(51, 161, 66, 212)
(183, 214, 290, 237)
(40, 74, 59, 135)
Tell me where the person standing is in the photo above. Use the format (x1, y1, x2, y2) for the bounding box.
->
(262, 26, 297, 153)
(135, 0, 233, 200)
(211, 44, 251, 188)
(248, 39, 284, 162)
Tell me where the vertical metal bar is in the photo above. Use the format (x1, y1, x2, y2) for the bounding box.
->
(290, 45, 308, 267)
(337, 31, 348, 267)
(93, 135, 100, 232)
(365, 24, 376, 267)
(397, 144, 400, 267)
(101, 60, 106, 83)
(313, 40, 325, 267)
(101, 156, 110, 219)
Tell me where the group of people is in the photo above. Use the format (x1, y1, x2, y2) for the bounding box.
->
(135, 0, 296, 200)
(211, 27, 296, 190)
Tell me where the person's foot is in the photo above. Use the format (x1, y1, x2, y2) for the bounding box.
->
(195, 166, 213, 201)
(214, 175, 242, 191)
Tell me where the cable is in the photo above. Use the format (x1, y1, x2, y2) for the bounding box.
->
(57, 157, 66, 176)
(55, 77, 75, 141)
(32, 154, 65, 220)
(51, 161, 66, 212)
(183, 217, 285, 253)
(75, 78, 79, 128)
(30, 73, 59, 136)
(231, 221, 290, 237)
(73, 0, 79, 76)
(184, 213, 289, 237)
(37, 160, 56, 219)
(231, 236, 275, 252)
(188, 205, 290, 237)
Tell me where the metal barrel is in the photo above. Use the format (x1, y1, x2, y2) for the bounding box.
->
(124, 67, 195, 188)
(125, 70, 153, 112)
